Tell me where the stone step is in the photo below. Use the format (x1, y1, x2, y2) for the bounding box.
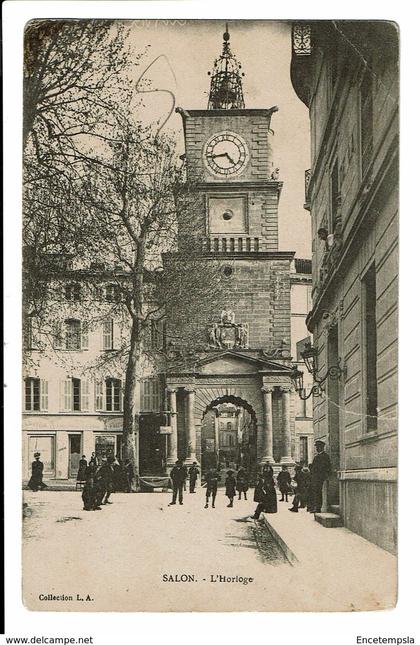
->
(329, 504, 341, 515)
(314, 512, 343, 528)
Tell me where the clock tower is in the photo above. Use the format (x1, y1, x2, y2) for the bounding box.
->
(176, 27, 282, 253)
(164, 26, 297, 470)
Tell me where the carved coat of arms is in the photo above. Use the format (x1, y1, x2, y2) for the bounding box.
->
(208, 310, 249, 349)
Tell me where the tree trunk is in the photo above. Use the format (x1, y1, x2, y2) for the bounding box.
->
(122, 316, 142, 490)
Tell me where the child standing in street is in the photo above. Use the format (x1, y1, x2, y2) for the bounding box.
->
(225, 469, 236, 507)
(203, 468, 220, 508)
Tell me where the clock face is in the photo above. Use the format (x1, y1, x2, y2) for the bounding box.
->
(204, 131, 249, 177)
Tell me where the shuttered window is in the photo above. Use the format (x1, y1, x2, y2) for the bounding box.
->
(105, 378, 122, 412)
(140, 378, 160, 412)
(25, 378, 40, 411)
(103, 320, 113, 350)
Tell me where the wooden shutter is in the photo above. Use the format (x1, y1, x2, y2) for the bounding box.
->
(53, 321, 63, 349)
(95, 380, 104, 411)
(103, 320, 113, 350)
(81, 321, 89, 350)
(152, 378, 160, 411)
(60, 379, 72, 412)
(40, 380, 48, 411)
(81, 380, 90, 411)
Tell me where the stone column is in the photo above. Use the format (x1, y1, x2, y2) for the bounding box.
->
(280, 388, 294, 466)
(214, 412, 219, 458)
(166, 388, 178, 467)
(184, 387, 197, 465)
(260, 386, 275, 464)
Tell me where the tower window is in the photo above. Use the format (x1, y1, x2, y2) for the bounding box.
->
(223, 265, 233, 278)
(223, 210, 234, 221)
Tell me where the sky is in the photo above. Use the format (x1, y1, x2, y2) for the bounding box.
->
(126, 19, 311, 258)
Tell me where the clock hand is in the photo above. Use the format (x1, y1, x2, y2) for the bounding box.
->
(212, 152, 236, 165)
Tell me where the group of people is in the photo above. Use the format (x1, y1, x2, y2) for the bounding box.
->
(77, 453, 134, 494)
(168, 439, 331, 518)
(169, 460, 250, 509)
(275, 439, 331, 514)
(80, 452, 134, 511)
(27, 439, 332, 519)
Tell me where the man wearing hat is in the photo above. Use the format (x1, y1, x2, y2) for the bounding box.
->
(169, 460, 187, 505)
(188, 461, 200, 493)
(28, 452, 47, 491)
(310, 439, 331, 513)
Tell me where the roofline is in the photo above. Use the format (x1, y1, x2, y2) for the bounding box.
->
(176, 107, 278, 119)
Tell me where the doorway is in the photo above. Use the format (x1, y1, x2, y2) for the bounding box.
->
(68, 434, 81, 478)
(138, 414, 166, 474)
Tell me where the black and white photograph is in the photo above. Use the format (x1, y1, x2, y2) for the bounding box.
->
(5, 4, 415, 638)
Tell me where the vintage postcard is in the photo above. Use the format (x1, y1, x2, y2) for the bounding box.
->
(21, 18, 398, 612)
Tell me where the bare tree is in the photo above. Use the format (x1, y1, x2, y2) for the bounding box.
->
(22, 22, 225, 485)
(73, 112, 224, 482)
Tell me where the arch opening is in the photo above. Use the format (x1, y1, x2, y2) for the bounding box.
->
(200, 395, 258, 474)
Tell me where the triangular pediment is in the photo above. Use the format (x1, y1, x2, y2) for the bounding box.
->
(195, 351, 294, 375)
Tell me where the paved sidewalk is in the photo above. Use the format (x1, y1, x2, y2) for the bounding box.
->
(263, 501, 397, 611)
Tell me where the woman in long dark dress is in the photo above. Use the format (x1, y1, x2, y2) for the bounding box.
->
(236, 467, 249, 500)
(252, 474, 277, 519)
(262, 475, 278, 514)
(225, 470, 236, 507)
(28, 452, 47, 491)
(76, 455, 88, 484)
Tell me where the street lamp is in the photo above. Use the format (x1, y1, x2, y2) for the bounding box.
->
(292, 342, 345, 400)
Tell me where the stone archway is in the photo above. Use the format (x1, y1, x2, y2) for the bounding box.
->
(200, 394, 258, 472)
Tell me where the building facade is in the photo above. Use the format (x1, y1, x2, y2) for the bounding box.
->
(162, 28, 300, 473)
(290, 21, 398, 552)
(291, 258, 314, 465)
(23, 27, 314, 482)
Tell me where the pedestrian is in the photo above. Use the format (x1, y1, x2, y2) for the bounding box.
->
(89, 452, 98, 467)
(276, 465, 291, 502)
(82, 462, 97, 511)
(252, 474, 277, 519)
(236, 467, 249, 500)
(289, 464, 312, 512)
(169, 460, 187, 505)
(225, 469, 236, 507)
(28, 452, 47, 491)
(77, 455, 88, 485)
(309, 440, 331, 513)
(188, 462, 200, 493)
(262, 461, 274, 478)
(263, 475, 278, 513)
(251, 473, 265, 519)
(99, 455, 115, 505)
(203, 468, 220, 508)
(93, 463, 106, 510)
(289, 464, 303, 513)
